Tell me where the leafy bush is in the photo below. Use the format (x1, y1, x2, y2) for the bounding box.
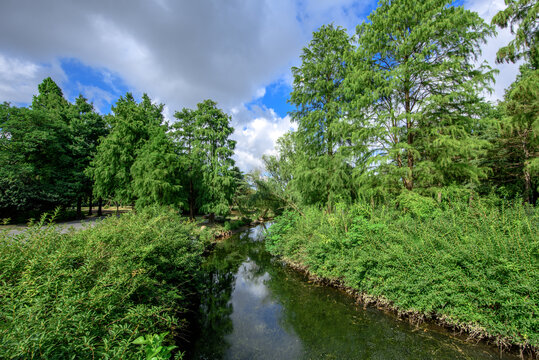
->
(0, 207, 210, 359)
(133, 332, 179, 360)
(266, 199, 539, 350)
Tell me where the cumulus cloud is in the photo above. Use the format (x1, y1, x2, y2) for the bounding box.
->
(231, 106, 297, 172)
(0, 1, 297, 109)
(0, 0, 521, 171)
(0, 54, 66, 104)
(465, 0, 522, 101)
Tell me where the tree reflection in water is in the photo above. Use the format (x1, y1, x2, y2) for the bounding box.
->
(190, 224, 518, 360)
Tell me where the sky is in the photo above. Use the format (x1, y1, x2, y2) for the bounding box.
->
(0, 0, 520, 172)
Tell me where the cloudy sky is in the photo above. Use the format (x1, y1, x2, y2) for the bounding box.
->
(0, 0, 519, 171)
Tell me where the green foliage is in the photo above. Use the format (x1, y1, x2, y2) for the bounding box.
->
(133, 332, 179, 360)
(132, 126, 185, 210)
(485, 65, 539, 203)
(0, 78, 107, 220)
(91, 93, 164, 204)
(0, 102, 73, 217)
(347, 0, 495, 192)
(289, 24, 358, 207)
(0, 208, 209, 359)
(492, 0, 538, 66)
(172, 100, 237, 219)
(267, 199, 539, 349)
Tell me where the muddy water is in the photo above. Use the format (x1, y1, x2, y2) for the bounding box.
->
(189, 224, 517, 360)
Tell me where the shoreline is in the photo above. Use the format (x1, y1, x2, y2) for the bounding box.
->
(279, 257, 536, 359)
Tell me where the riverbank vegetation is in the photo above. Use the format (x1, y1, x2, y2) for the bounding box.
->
(266, 198, 538, 351)
(0, 207, 210, 359)
(258, 0, 539, 355)
(0, 0, 537, 357)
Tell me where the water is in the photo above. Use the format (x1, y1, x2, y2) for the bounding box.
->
(189, 224, 517, 360)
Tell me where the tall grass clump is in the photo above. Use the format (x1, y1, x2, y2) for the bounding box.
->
(0, 207, 210, 359)
(266, 197, 539, 352)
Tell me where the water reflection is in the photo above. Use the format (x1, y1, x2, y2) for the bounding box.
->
(190, 225, 517, 360)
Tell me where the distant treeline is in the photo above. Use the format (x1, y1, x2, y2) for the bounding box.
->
(0, 79, 239, 221)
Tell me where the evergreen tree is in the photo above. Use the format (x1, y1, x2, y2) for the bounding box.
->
(497, 65, 539, 203)
(172, 108, 200, 219)
(172, 100, 236, 220)
(289, 24, 357, 207)
(91, 93, 164, 205)
(0, 103, 71, 217)
(70, 95, 108, 217)
(131, 125, 185, 209)
(194, 100, 237, 220)
(346, 0, 496, 194)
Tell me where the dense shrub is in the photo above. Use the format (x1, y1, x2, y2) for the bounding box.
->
(266, 199, 539, 350)
(0, 207, 210, 359)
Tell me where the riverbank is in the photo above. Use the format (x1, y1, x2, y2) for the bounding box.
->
(191, 223, 520, 359)
(265, 201, 538, 358)
(0, 207, 211, 359)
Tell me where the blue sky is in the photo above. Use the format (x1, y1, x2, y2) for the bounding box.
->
(0, 0, 520, 170)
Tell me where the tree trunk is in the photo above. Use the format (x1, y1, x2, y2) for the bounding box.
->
(523, 137, 531, 204)
(189, 179, 195, 220)
(97, 198, 103, 217)
(76, 197, 82, 219)
(88, 193, 93, 216)
(404, 85, 414, 191)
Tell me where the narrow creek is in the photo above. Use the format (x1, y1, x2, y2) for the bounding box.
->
(188, 224, 518, 360)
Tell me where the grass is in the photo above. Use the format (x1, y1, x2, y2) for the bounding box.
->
(265, 197, 539, 354)
(0, 206, 211, 359)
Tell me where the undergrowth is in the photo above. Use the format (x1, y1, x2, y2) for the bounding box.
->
(0, 206, 210, 359)
(266, 195, 539, 352)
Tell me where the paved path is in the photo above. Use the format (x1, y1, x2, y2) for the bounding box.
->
(6, 216, 109, 236)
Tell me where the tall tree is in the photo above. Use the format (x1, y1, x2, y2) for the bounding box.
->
(172, 108, 199, 219)
(91, 93, 163, 206)
(497, 65, 539, 203)
(289, 24, 357, 208)
(195, 100, 237, 220)
(131, 125, 185, 209)
(346, 0, 496, 194)
(69, 95, 108, 217)
(172, 100, 237, 220)
(0, 103, 71, 217)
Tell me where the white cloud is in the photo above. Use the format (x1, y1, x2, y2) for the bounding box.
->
(0, 54, 66, 104)
(0, 0, 522, 172)
(231, 106, 296, 172)
(465, 0, 522, 102)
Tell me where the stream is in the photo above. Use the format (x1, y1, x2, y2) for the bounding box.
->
(189, 224, 518, 360)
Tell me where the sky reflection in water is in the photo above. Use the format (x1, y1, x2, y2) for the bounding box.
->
(190, 225, 517, 360)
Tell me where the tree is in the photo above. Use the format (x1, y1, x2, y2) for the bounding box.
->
(70, 95, 108, 217)
(32, 77, 69, 112)
(194, 100, 237, 220)
(497, 65, 539, 203)
(172, 108, 200, 219)
(346, 0, 496, 194)
(172, 100, 236, 221)
(492, 0, 538, 67)
(131, 125, 185, 209)
(91, 93, 164, 206)
(0, 103, 71, 218)
(289, 24, 357, 208)
(255, 132, 304, 215)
